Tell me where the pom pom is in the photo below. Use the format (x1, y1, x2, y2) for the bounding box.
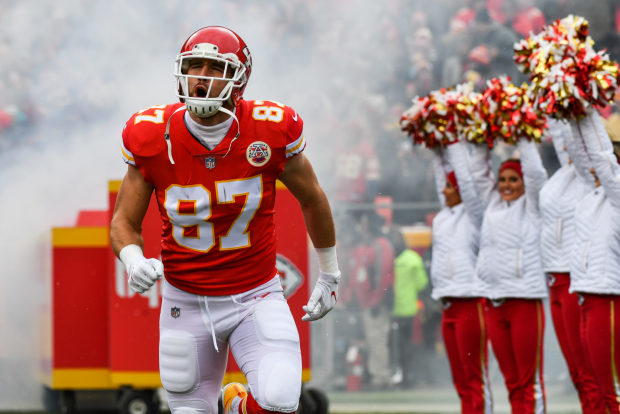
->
(514, 15, 620, 120)
(479, 76, 547, 145)
(400, 83, 483, 148)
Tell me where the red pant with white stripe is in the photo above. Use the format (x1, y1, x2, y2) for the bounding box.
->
(441, 297, 493, 414)
(484, 298, 546, 414)
(548, 273, 605, 413)
(579, 292, 620, 414)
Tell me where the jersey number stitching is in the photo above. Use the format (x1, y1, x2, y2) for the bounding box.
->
(164, 176, 263, 252)
(134, 105, 166, 124)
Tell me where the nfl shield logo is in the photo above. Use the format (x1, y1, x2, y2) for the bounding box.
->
(205, 157, 216, 169)
(171, 306, 181, 319)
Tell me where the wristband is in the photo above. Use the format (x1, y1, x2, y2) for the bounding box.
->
(315, 246, 339, 274)
(119, 244, 144, 269)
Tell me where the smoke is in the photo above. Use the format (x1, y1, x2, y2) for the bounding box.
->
(0, 0, 596, 409)
(0, 0, 374, 408)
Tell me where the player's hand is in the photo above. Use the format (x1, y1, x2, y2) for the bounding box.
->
(127, 256, 164, 294)
(302, 271, 341, 321)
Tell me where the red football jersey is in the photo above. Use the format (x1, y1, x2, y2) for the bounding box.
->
(121, 100, 305, 295)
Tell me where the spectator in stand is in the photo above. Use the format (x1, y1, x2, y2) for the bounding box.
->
(332, 120, 381, 204)
(537, 0, 616, 44)
(404, 26, 438, 100)
(502, 0, 546, 37)
(388, 226, 428, 388)
(437, 16, 471, 88)
(342, 212, 394, 390)
(470, 136, 548, 413)
(428, 141, 492, 412)
(539, 119, 605, 413)
(463, 6, 523, 89)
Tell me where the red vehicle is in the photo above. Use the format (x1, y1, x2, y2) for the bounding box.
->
(43, 179, 326, 414)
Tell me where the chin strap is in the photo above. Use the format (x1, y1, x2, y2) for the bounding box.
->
(216, 106, 240, 158)
(165, 104, 240, 165)
(164, 106, 186, 164)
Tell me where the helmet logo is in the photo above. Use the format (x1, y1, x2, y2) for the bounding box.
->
(246, 141, 271, 167)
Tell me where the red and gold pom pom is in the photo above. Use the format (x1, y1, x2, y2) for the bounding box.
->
(400, 83, 483, 148)
(514, 15, 620, 120)
(479, 76, 546, 145)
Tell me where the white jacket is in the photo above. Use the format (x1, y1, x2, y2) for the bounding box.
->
(430, 142, 485, 300)
(472, 140, 548, 299)
(569, 111, 620, 295)
(539, 119, 591, 273)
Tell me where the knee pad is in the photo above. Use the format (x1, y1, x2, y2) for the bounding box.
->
(160, 330, 199, 393)
(256, 354, 301, 412)
(253, 300, 301, 412)
(168, 399, 212, 414)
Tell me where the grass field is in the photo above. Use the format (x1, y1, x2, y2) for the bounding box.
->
(0, 383, 581, 413)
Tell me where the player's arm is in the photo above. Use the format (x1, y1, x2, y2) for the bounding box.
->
(110, 165, 163, 293)
(279, 153, 340, 321)
(279, 153, 335, 249)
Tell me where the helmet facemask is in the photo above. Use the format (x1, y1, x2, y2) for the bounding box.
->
(175, 42, 247, 118)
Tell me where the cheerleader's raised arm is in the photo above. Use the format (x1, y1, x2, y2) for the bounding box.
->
(547, 118, 570, 168)
(564, 119, 597, 189)
(577, 110, 620, 208)
(469, 143, 496, 208)
(431, 148, 449, 208)
(517, 139, 548, 217)
(446, 141, 484, 228)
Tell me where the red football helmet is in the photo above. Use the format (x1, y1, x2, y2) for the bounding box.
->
(175, 26, 252, 117)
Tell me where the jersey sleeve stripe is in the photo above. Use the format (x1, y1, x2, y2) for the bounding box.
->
(285, 134, 305, 158)
(121, 142, 136, 166)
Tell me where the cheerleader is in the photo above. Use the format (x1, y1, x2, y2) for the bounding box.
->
(471, 138, 548, 413)
(568, 110, 620, 413)
(539, 119, 604, 413)
(429, 141, 492, 413)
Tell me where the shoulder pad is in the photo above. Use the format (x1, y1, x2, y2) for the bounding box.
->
(122, 103, 184, 157)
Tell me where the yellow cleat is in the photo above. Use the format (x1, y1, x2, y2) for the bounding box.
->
(220, 382, 247, 414)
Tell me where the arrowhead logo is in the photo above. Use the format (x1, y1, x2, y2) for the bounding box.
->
(276, 254, 303, 298)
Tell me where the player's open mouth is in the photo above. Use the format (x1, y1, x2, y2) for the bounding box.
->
(194, 85, 208, 98)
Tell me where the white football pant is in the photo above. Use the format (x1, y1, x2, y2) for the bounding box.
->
(159, 276, 302, 414)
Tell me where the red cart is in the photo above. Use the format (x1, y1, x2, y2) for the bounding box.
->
(43, 180, 324, 414)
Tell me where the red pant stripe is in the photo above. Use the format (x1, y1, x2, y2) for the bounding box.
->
(477, 301, 493, 414)
(533, 301, 546, 414)
(612, 301, 620, 408)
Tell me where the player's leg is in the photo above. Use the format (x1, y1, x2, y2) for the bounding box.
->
(159, 281, 229, 414)
(227, 277, 301, 413)
(580, 293, 620, 414)
(510, 299, 546, 414)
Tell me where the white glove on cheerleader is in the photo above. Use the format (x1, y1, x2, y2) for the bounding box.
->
(119, 244, 164, 294)
(302, 270, 340, 321)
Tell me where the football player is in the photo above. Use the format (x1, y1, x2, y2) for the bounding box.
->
(110, 26, 341, 414)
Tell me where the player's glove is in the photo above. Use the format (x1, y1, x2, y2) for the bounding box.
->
(119, 244, 164, 294)
(127, 257, 164, 293)
(302, 270, 341, 321)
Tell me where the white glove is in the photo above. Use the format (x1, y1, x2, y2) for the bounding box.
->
(120, 244, 164, 294)
(302, 271, 341, 321)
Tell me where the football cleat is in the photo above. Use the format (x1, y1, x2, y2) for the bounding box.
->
(220, 382, 247, 414)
